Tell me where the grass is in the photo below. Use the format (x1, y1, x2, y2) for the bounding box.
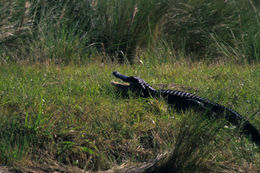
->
(0, 0, 259, 63)
(0, 59, 259, 172)
(0, 0, 259, 172)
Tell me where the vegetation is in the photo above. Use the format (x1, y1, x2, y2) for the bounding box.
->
(0, 0, 259, 172)
(0, 61, 259, 172)
(0, 0, 259, 63)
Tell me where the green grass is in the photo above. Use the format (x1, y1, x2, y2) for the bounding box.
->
(0, 0, 259, 172)
(0, 59, 259, 172)
(0, 0, 259, 63)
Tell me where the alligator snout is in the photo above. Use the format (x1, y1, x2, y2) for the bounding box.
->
(112, 71, 130, 82)
(111, 72, 131, 91)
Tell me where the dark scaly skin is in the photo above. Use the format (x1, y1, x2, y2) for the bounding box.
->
(112, 72, 260, 146)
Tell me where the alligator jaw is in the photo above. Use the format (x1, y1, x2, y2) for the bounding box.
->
(111, 81, 131, 96)
(111, 81, 130, 90)
(112, 71, 130, 82)
(112, 72, 131, 91)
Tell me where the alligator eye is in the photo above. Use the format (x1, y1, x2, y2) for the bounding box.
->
(128, 77, 140, 84)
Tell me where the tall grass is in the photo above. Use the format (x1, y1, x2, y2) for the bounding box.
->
(0, 0, 32, 62)
(0, 0, 168, 63)
(164, 0, 260, 61)
(142, 111, 228, 173)
(212, 25, 260, 63)
(0, 0, 259, 63)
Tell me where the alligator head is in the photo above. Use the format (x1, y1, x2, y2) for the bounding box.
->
(111, 71, 156, 97)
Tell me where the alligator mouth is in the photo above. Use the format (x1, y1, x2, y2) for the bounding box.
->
(111, 71, 131, 91)
(111, 81, 131, 96)
(111, 81, 130, 89)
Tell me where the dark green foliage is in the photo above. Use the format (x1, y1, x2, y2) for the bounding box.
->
(85, 0, 168, 63)
(0, 0, 169, 63)
(0, 0, 259, 63)
(164, 0, 259, 61)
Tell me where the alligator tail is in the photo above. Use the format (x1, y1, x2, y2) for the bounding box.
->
(240, 119, 260, 146)
(214, 104, 260, 146)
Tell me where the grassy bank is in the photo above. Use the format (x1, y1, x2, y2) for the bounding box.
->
(0, 0, 260, 172)
(0, 60, 259, 172)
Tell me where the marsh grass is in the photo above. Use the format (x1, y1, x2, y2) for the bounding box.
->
(0, 0, 259, 63)
(0, 61, 259, 172)
(165, 0, 259, 62)
(0, 0, 168, 63)
(143, 112, 230, 173)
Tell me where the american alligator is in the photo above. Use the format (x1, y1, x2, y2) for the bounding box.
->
(111, 71, 260, 146)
